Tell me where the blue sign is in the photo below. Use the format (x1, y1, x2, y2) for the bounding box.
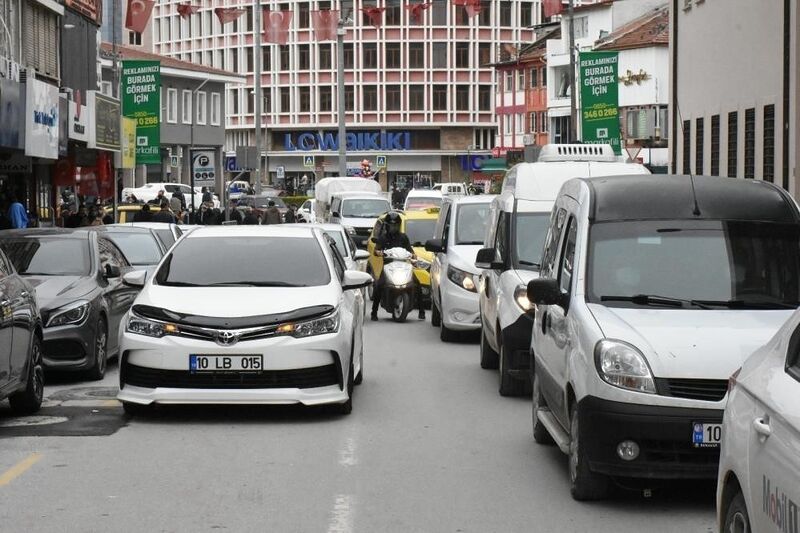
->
(285, 131, 411, 152)
(225, 156, 240, 172)
(459, 154, 488, 171)
(303, 155, 315, 168)
(376, 155, 387, 169)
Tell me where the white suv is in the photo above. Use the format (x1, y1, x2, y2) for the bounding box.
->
(528, 174, 800, 500)
(717, 310, 800, 532)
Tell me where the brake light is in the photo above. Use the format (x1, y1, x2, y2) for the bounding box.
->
(728, 367, 742, 393)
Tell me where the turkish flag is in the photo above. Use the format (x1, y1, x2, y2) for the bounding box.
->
(405, 2, 432, 24)
(361, 7, 385, 29)
(543, 0, 563, 18)
(74, 89, 82, 121)
(177, 3, 200, 19)
(263, 10, 293, 45)
(465, 0, 481, 18)
(311, 10, 339, 42)
(125, 0, 155, 33)
(215, 7, 246, 25)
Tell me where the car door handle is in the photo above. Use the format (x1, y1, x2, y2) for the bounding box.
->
(753, 417, 772, 439)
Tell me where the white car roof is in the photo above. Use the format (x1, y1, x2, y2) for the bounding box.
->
(406, 190, 442, 198)
(447, 194, 496, 206)
(286, 222, 344, 233)
(333, 192, 388, 200)
(187, 226, 317, 239)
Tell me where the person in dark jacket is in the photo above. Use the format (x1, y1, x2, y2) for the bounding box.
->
(133, 203, 153, 222)
(151, 199, 177, 223)
(284, 205, 297, 223)
(201, 187, 213, 204)
(264, 200, 282, 225)
(228, 200, 244, 224)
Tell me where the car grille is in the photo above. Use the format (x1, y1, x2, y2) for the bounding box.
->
(122, 362, 339, 390)
(656, 378, 728, 402)
(43, 340, 86, 361)
(353, 228, 372, 237)
(639, 439, 721, 466)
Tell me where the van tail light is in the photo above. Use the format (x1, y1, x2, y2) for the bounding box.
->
(728, 367, 742, 393)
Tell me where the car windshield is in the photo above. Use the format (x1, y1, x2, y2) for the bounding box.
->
(456, 204, 491, 245)
(324, 230, 348, 257)
(514, 213, 550, 269)
(405, 219, 437, 246)
(154, 229, 176, 248)
(587, 220, 800, 309)
(0, 237, 91, 276)
(406, 197, 442, 210)
(341, 199, 390, 218)
(105, 232, 163, 265)
(156, 236, 331, 287)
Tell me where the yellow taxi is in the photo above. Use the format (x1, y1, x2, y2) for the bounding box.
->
(103, 204, 146, 223)
(367, 208, 439, 306)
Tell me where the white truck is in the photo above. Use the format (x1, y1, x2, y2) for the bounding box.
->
(314, 177, 390, 248)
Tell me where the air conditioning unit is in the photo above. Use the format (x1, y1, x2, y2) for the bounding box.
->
(522, 134, 535, 145)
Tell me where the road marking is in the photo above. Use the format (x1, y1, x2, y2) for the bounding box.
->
(338, 436, 358, 467)
(0, 453, 42, 487)
(327, 494, 354, 533)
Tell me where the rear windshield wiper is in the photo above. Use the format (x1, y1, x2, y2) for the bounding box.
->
(691, 299, 800, 310)
(600, 294, 711, 309)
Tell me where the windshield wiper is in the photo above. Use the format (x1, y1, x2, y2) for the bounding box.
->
(691, 299, 800, 310)
(203, 281, 303, 287)
(518, 260, 541, 268)
(600, 294, 712, 309)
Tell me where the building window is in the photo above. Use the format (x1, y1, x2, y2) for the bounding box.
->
(433, 42, 447, 68)
(478, 43, 491, 66)
(456, 85, 469, 110)
(344, 43, 354, 69)
(196, 91, 207, 125)
(230, 89, 239, 114)
(695, 117, 704, 174)
(433, 85, 447, 111)
(298, 44, 310, 70)
(319, 44, 332, 69)
(520, 3, 532, 27)
(456, 42, 470, 68)
(385, 43, 401, 68)
(500, 1, 512, 26)
(280, 87, 291, 112)
(530, 112, 537, 133)
(299, 87, 311, 112)
(478, 85, 491, 111)
(710, 115, 720, 176)
(517, 70, 525, 91)
(364, 43, 378, 69)
(529, 68, 538, 88)
(479, 0, 491, 26)
(409, 43, 425, 68)
(504, 116, 512, 135)
(261, 47, 271, 71)
(744, 108, 755, 179)
(280, 45, 290, 70)
(682, 120, 690, 175)
(101, 81, 112, 96)
(541, 67, 547, 87)
(181, 91, 192, 124)
(727, 111, 738, 177)
(386, 85, 401, 110)
(455, 5, 469, 25)
(763, 104, 775, 183)
(361, 0, 377, 26)
(262, 88, 271, 113)
(229, 48, 239, 71)
(298, 3, 310, 28)
(505, 71, 513, 91)
(386, 0, 402, 25)
(210, 93, 221, 125)
(345, 86, 354, 111)
(409, 85, 425, 111)
(432, 0, 447, 25)
(128, 31, 142, 46)
(363, 85, 378, 111)
(574, 16, 589, 38)
(246, 48, 254, 72)
(316, 87, 330, 112)
(167, 89, 178, 123)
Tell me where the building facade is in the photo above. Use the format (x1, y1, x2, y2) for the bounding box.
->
(670, 0, 797, 195)
(147, 0, 542, 188)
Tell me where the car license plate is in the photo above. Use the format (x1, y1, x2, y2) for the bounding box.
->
(692, 422, 722, 448)
(189, 355, 263, 373)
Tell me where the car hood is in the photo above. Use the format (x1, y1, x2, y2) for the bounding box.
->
(447, 245, 484, 275)
(339, 216, 376, 229)
(25, 275, 96, 309)
(587, 304, 794, 379)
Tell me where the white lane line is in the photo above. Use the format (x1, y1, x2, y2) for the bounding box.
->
(327, 494, 354, 533)
(338, 436, 358, 467)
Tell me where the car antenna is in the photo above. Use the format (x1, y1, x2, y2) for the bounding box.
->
(676, 98, 702, 217)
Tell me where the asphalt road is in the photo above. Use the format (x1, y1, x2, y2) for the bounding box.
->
(0, 312, 716, 532)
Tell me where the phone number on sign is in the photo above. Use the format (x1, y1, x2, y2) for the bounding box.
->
(136, 116, 159, 126)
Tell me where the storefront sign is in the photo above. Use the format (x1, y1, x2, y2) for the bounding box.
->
(25, 78, 60, 159)
(121, 60, 160, 164)
(579, 51, 621, 155)
(120, 117, 136, 169)
(64, 0, 101, 24)
(285, 131, 411, 152)
(69, 93, 90, 143)
(0, 153, 31, 173)
(191, 149, 216, 187)
(88, 91, 121, 152)
(0, 79, 22, 149)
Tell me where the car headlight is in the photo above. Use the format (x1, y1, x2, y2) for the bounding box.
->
(447, 265, 476, 292)
(413, 258, 432, 271)
(594, 339, 656, 394)
(344, 226, 356, 235)
(126, 315, 179, 338)
(46, 301, 90, 327)
(276, 309, 340, 338)
(514, 285, 533, 311)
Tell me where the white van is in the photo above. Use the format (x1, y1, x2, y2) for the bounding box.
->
(329, 193, 392, 248)
(476, 144, 649, 396)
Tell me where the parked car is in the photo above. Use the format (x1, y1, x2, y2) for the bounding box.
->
(296, 199, 317, 223)
(288, 223, 369, 272)
(226, 180, 252, 200)
(328, 193, 392, 248)
(121, 222, 184, 249)
(477, 144, 650, 396)
(717, 309, 800, 532)
(427, 195, 494, 341)
(404, 190, 443, 211)
(0, 229, 141, 379)
(117, 226, 373, 415)
(0, 246, 44, 414)
(527, 175, 800, 500)
(88, 225, 167, 276)
(121, 182, 220, 209)
(236, 195, 288, 222)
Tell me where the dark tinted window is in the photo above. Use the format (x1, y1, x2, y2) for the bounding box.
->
(0, 237, 91, 276)
(103, 232, 163, 265)
(515, 213, 551, 271)
(540, 209, 567, 277)
(455, 203, 490, 245)
(156, 236, 331, 287)
(341, 199, 390, 218)
(558, 218, 577, 293)
(588, 220, 800, 308)
(405, 219, 437, 246)
(155, 229, 176, 248)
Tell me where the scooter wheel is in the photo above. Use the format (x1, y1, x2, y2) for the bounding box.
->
(391, 293, 411, 322)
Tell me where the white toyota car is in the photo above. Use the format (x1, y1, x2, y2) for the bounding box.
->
(117, 226, 372, 415)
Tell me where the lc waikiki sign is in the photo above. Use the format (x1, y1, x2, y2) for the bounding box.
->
(285, 131, 411, 151)
(121, 60, 161, 165)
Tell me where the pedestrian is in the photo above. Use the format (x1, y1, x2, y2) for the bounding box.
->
(201, 187, 213, 204)
(170, 192, 182, 214)
(88, 209, 104, 226)
(151, 198, 177, 223)
(7, 194, 28, 229)
(391, 184, 403, 208)
(242, 209, 260, 225)
(133, 203, 153, 222)
(228, 200, 244, 224)
(149, 190, 165, 206)
(264, 200, 282, 224)
(284, 204, 297, 223)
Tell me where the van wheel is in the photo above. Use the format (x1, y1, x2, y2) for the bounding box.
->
(569, 403, 609, 501)
(532, 372, 554, 445)
(480, 329, 499, 369)
(723, 489, 751, 533)
(431, 298, 441, 327)
(499, 344, 526, 396)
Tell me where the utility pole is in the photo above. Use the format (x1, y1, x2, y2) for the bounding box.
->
(336, 17, 347, 177)
(112, 0, 120, 221)
(253, 1, 263, 194)
(568, 0, 577, 142)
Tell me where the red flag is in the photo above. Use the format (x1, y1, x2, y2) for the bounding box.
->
(125, 0, 155, 33)
(74, 90, 82, 120)
(263, 10, 293, 45)
(542, 0, 563, 18)
(361, 7, 385, 29)
(215, 7, 245, 25)
(405, 2, 432, 24)
(311, 10, 339, 42)
(177, 3, 200, 19)
(465, 0, 481, 18)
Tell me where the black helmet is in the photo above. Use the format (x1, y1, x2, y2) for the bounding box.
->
(385, 211, 402, 225)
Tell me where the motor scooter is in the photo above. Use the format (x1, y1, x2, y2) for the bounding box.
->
(377, 248, 421, 322)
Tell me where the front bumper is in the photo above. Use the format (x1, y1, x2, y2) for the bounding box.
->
(441, 280, 480, 330)
(118, 383, 348, 406)
(501, 313, 534, 377)
(579, 396, 723, 479)
(41, 321, 97, 371)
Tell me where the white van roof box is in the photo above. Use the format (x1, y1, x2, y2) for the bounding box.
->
(538, 143, 617, 162)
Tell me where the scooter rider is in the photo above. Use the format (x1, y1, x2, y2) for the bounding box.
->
(371, 211, 426, 322)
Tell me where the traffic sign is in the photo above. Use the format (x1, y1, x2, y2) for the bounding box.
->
(376, 155, 387, 169)
(303, 155, 315, 168)
(625, 145, 642, 162)
(276, 165, 285, 181)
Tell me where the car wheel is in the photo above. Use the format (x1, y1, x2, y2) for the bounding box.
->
(499, 344, 526, 396)
(391, 293, 411, 322)
(723, 490, 751, 533)
(87, 317, 108, 381)
(568, 403, 609, 501)
(440, 322, 458, 342)
(480, 328, 499, 369)
(431, 297, 441, 327)
(8, 335, 44, 415)
(335, 358, 355, 415)
(122, 401, 149, 417)
(532, 371, 554, 445)
(354, 332, 364, 385)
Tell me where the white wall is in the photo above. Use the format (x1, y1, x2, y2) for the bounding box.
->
(618, 46, 669, 108)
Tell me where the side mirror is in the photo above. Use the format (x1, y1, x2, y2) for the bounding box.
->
(354, 249, 369, 261)
(104, 264, 121, 279)
(475, 247, 503, 270)
(527, 278, 567, 308)
(425, 238, 443, 253)
(122, 270, 147, 287)
(342, 270, 373, 291)
(331, 211, 341, 219)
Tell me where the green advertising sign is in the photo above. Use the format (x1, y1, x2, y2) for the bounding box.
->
(579, 51, 621, 155)
(121, 60, 160, 164)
